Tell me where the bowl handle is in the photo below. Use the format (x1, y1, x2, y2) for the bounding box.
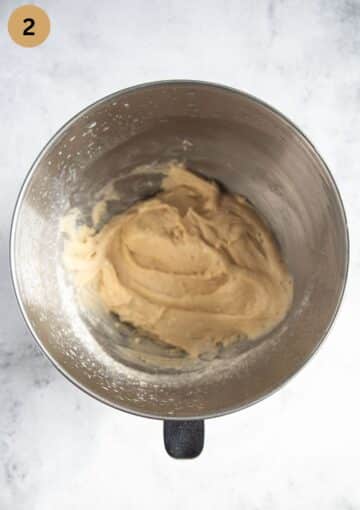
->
(163, 420, 204, 459)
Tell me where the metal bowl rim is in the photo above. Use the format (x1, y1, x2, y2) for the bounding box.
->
(9, 79, 350, 420)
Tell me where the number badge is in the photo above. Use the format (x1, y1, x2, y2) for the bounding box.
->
(8, 5, 50, 47)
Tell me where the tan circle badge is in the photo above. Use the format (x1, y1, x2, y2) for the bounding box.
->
(8, 5, 50, 47)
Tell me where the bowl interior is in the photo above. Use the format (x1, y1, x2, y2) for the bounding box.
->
(12, 82, 348, 418)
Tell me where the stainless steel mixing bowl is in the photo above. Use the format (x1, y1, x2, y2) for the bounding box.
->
(11, 81, 348, 457)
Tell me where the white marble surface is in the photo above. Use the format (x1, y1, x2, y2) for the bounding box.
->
(0, 0, 359, 508)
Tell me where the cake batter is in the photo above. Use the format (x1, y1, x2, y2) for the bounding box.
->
(62, 164, 293, 356)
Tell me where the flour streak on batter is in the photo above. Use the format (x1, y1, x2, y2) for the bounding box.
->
(62, 163, 293, 356)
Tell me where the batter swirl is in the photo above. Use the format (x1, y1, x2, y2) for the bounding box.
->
(63, 164, 293, 356)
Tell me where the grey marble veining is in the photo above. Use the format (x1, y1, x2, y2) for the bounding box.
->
(0, 0, 359, 508)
